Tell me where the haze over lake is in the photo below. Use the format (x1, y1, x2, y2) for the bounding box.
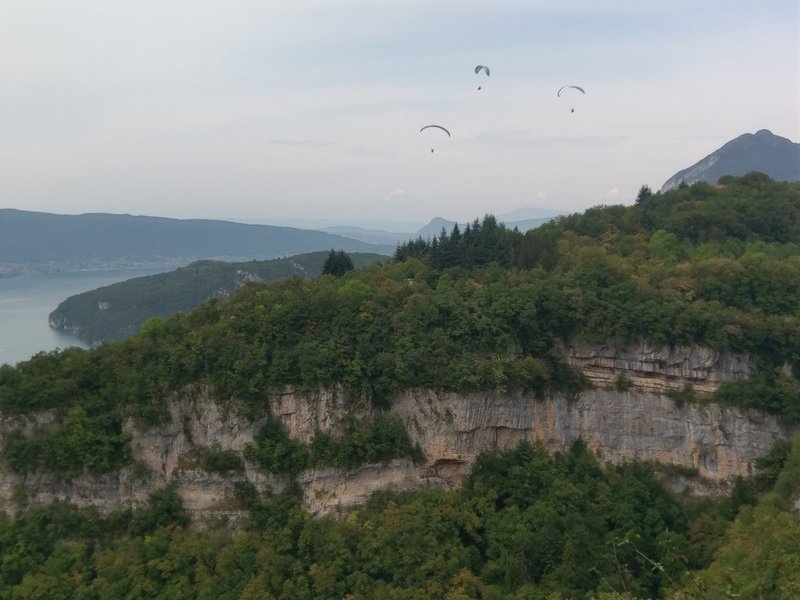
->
(0, 268, 167, 366)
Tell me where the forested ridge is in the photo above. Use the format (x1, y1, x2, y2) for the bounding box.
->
(49, 251, 386, 344)
(0, 173, 798, 597)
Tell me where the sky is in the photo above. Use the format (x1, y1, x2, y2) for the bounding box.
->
(1, 1, 798, 229)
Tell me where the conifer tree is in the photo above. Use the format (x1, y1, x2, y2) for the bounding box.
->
(322, 249, 354, 276)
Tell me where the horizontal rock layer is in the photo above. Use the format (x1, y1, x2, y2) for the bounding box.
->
(560, 341, 751, 394)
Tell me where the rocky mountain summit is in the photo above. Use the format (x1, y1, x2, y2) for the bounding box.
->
(661, 129, 800, 192)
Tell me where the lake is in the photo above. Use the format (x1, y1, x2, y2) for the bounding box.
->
(0, 268, 169, 366)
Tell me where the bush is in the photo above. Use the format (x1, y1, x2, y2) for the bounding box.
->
(246, 415, 422, 475)
(614, 374, 634, 392)
(245, 420, 310, 475)
(201, 445, 244, 475)
(128, 486, 188, 536)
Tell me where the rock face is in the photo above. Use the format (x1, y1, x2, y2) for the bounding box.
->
(0, 342, 793, 520)
(560, 340, 751, 394)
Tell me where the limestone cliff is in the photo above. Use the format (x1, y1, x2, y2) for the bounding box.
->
(559, 340, 751, 394)
(0, 342, 792, 520)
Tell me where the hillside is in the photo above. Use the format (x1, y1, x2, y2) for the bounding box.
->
(0, 174, 798, 597)
(49, 251, 387, 344)
(0, 209, 394, 272)
(661, 129, 800, 192)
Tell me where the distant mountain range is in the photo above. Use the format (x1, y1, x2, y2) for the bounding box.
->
(243, 207, 564, 237)
(0, 209, 395, 274)
(278, 207, 564, 246)
(317, 226, 414, 245)
(661, 129, 800, 192)
(0, 206, 565, 275)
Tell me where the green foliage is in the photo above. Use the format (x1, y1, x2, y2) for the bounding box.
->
(635, 184, 653, 204)
(128, 486, 189, 536)
(321, 249, 355, 276)
(666, 384, 697, 409)
(246, 415, 422, 475)
(753, 438, 792, 490)
(2, 407, 130, 478)
(395, 215, 516, 269)
(715, 368, 800, 424)
(614, 374, 634, 392)
(199, 445, 244, 475)
(673, 495, 800, 598)
(245, 419, 311, 475)
(771, 434, 800, 503)
(670, 434, 800, 598)
(310, 415, 424, 470)
(0, 489, 189, 597)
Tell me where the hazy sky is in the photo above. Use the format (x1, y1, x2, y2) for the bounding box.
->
(1, 1, 798, 227)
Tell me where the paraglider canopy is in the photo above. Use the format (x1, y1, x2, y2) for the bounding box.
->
(474, 65, 490, 90)
(420, 125, 450, 153)
(557, 85, 585, 97)
(557, 85, 585, 113)
(419, 125, 451, 137)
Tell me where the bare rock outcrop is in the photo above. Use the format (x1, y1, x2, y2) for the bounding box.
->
(0, 342, 792, 520)
(560, 340, 750, 394)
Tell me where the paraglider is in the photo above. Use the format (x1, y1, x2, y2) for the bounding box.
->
(420, 125, 450, 153)
(557, 85, 585, 113)
(474, 65, 490, 90)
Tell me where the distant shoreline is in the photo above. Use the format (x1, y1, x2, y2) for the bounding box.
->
(0, 260, 194, 277)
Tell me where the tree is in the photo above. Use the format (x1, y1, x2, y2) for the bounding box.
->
(636, 185, 653, 204)
(322, 250, 355, 277)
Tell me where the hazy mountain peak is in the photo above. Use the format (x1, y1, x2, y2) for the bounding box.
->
(660, 129, 800, 192)
(416, 217, 457, 239)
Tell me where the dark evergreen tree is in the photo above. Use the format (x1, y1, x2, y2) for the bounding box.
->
(636, 184, 653, 204)
(322, 249, 355, 276)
